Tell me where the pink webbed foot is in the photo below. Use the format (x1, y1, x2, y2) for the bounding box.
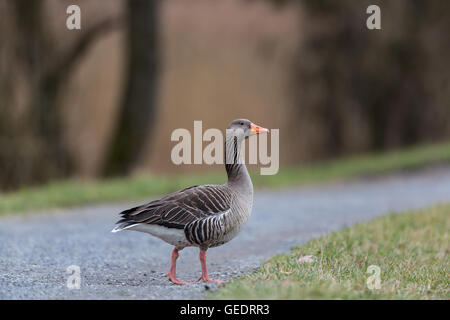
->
(196, 275, 223, 284)
(197, 250, 224, 285)
(165, 272, 194, 285)
(165, 248, 194, 285)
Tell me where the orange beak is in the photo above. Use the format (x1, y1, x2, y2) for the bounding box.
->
(250, 122, 269, 135)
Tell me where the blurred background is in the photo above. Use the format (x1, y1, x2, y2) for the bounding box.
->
(0, 0, 449, 191)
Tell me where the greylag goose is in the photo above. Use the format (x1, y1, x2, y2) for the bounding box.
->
(112, 119, 269, 284)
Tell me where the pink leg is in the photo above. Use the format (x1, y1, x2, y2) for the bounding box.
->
(197, 250, 223, 284)
(164, 248, 193, 285)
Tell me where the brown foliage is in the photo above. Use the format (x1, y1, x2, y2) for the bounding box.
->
(287, 0, 450, 162)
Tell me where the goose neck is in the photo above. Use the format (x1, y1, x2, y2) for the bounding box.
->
(224, 135, 252, 193)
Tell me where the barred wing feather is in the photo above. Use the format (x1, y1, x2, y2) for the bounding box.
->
(115, 185, 232, 230)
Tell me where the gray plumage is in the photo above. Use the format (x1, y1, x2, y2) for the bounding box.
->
(112, 119, 256, 251)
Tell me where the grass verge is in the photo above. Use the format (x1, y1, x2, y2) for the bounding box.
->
(210, 204, 450, 300)
(1, 142, 450, 216)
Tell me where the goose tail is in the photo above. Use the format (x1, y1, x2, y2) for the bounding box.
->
(111, 222, 139, 233)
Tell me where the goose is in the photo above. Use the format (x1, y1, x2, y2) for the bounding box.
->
(111, 119, 269, 284)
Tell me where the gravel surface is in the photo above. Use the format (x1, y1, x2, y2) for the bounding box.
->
(1, 167, 450, 299)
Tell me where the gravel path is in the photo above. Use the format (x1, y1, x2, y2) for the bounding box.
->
(1, 166, 450, 299)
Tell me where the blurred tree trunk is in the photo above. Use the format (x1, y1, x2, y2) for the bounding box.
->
(103, 0, 160, 176)
(10, 0, 63, 185)
(0, 0, 121, 189)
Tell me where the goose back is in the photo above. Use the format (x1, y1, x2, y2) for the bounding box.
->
(114, 183, 252, 248)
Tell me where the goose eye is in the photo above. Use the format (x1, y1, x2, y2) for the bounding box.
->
(240, 122, 244, 125)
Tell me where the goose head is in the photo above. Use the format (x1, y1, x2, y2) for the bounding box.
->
(227, 119, 269, 140)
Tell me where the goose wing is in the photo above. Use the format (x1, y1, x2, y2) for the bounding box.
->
(115, 185, 231, 230)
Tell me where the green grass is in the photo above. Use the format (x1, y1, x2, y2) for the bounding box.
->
(1, 141, 450, 216)
(210, 204, 450, 300)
